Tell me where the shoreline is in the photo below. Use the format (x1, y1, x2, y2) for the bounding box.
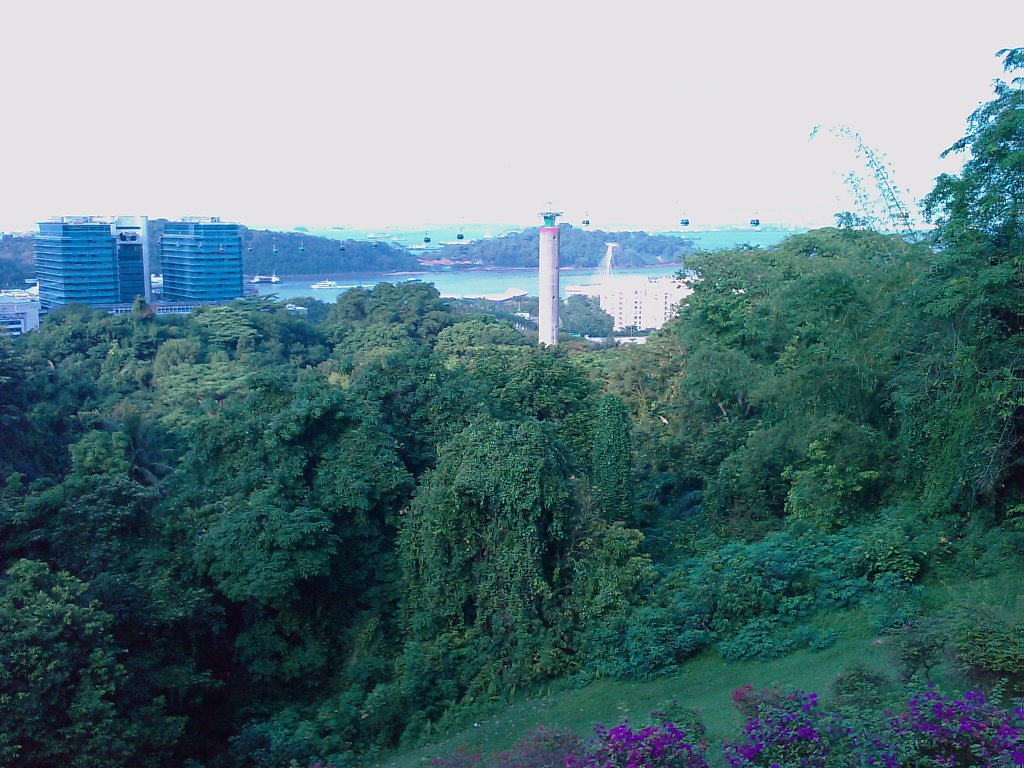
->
(246, 263, 686, 281)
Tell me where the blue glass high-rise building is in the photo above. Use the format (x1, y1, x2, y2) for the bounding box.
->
(112, 216, 151, 303)
(160, 218, 242, 303)
(35, 219, 119, 310)
(35, 216, 152, 310)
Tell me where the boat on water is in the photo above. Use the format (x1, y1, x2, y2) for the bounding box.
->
(311, 279, 339, 289)
(250, 273, 281, 284)
(403, 277, 424, 283)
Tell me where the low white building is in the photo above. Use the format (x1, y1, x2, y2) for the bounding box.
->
(0, 297, 41, 336)
(565, 275, 692, 331)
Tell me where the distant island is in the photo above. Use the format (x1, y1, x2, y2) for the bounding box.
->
(1, 222, 700, 288)
(224, 223, 697, 276)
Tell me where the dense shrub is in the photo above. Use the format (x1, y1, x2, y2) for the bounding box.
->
(953, 614, 1024, 692)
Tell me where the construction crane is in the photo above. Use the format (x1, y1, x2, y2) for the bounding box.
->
(811, 125, 917, 237)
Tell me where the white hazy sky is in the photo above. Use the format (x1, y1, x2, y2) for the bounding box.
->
(1, 1, 1019, 232)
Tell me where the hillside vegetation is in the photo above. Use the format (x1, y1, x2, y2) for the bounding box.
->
(0, 233, 34, 288)
(0, 49, 1020, 768)
(431, 225, 694, 268)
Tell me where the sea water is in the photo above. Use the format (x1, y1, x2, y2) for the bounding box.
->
(254, 265, 685, 302)
(253, 227, 799, 302)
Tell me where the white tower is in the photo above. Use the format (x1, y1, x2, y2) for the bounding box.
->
(538, 210, 562, 346)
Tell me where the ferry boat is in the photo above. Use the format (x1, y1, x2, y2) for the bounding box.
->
(250, 273, 281, 284)
(311, 279, 339, 289)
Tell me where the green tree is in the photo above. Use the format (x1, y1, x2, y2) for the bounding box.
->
(182, 373, 412, 681)
(562, 294, 614, 338)
(0, 428, 221, 765)
(464, 345, 597, 464)
(433, 316, 528, 362)
(192, 304, 258, 354)
(590, 394, 634, 523)
(899, 47, 1024, 514)
(325, 282, 456, 343)
(0, 560, 183, 767)
(399, 416, 576, 692)
(648, 231, 913, 529)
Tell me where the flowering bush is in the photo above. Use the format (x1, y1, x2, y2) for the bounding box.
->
(888, 688, 1024, 766)
(731, 684, 787, 719)
(419, 688, 1024, 768)
(724, 688, 1024, 768)
(723, 689, 898, 768)
(568, 722, 708, 768)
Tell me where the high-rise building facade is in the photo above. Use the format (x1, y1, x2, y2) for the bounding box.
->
(35, 216, 152, 310)
(35, 218, 119, 310)
(112, 216, 151, 303)
(160, 218, 242, 303)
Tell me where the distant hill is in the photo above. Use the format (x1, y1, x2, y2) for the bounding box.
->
(0, 234, 35, 289)
(145, 220, 421, 276)
(431, 224, 695, 269)
(243, 227, 420, 276)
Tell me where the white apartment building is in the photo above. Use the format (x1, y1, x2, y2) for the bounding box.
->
(565, 275, 693, 331)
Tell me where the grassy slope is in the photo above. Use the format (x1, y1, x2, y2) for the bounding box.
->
(376, 568, 1024, 767)
(376, 616, 893, 767)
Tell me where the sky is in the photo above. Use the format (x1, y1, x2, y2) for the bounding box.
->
(1, 0, 1020, 233)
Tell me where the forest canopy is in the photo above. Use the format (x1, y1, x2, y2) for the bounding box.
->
(0, 49, 1021, 768)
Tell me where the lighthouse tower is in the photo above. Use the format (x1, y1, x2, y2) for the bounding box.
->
(538, 210, 562, 346)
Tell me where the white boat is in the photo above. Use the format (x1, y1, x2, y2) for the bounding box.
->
(311, 279, 339, 289)
(250, 273, 281, 284)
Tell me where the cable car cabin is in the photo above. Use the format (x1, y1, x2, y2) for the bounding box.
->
(582, 218, 591, 226)
(299, 243, 305, 252)
(750, 218, 760, 227)
(680, 218, 690, 227)
(456, 232, 464, 240)
(339, 243, 346, 251)
(423, 235, 431, 244)
(247, 245, 253, 252)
